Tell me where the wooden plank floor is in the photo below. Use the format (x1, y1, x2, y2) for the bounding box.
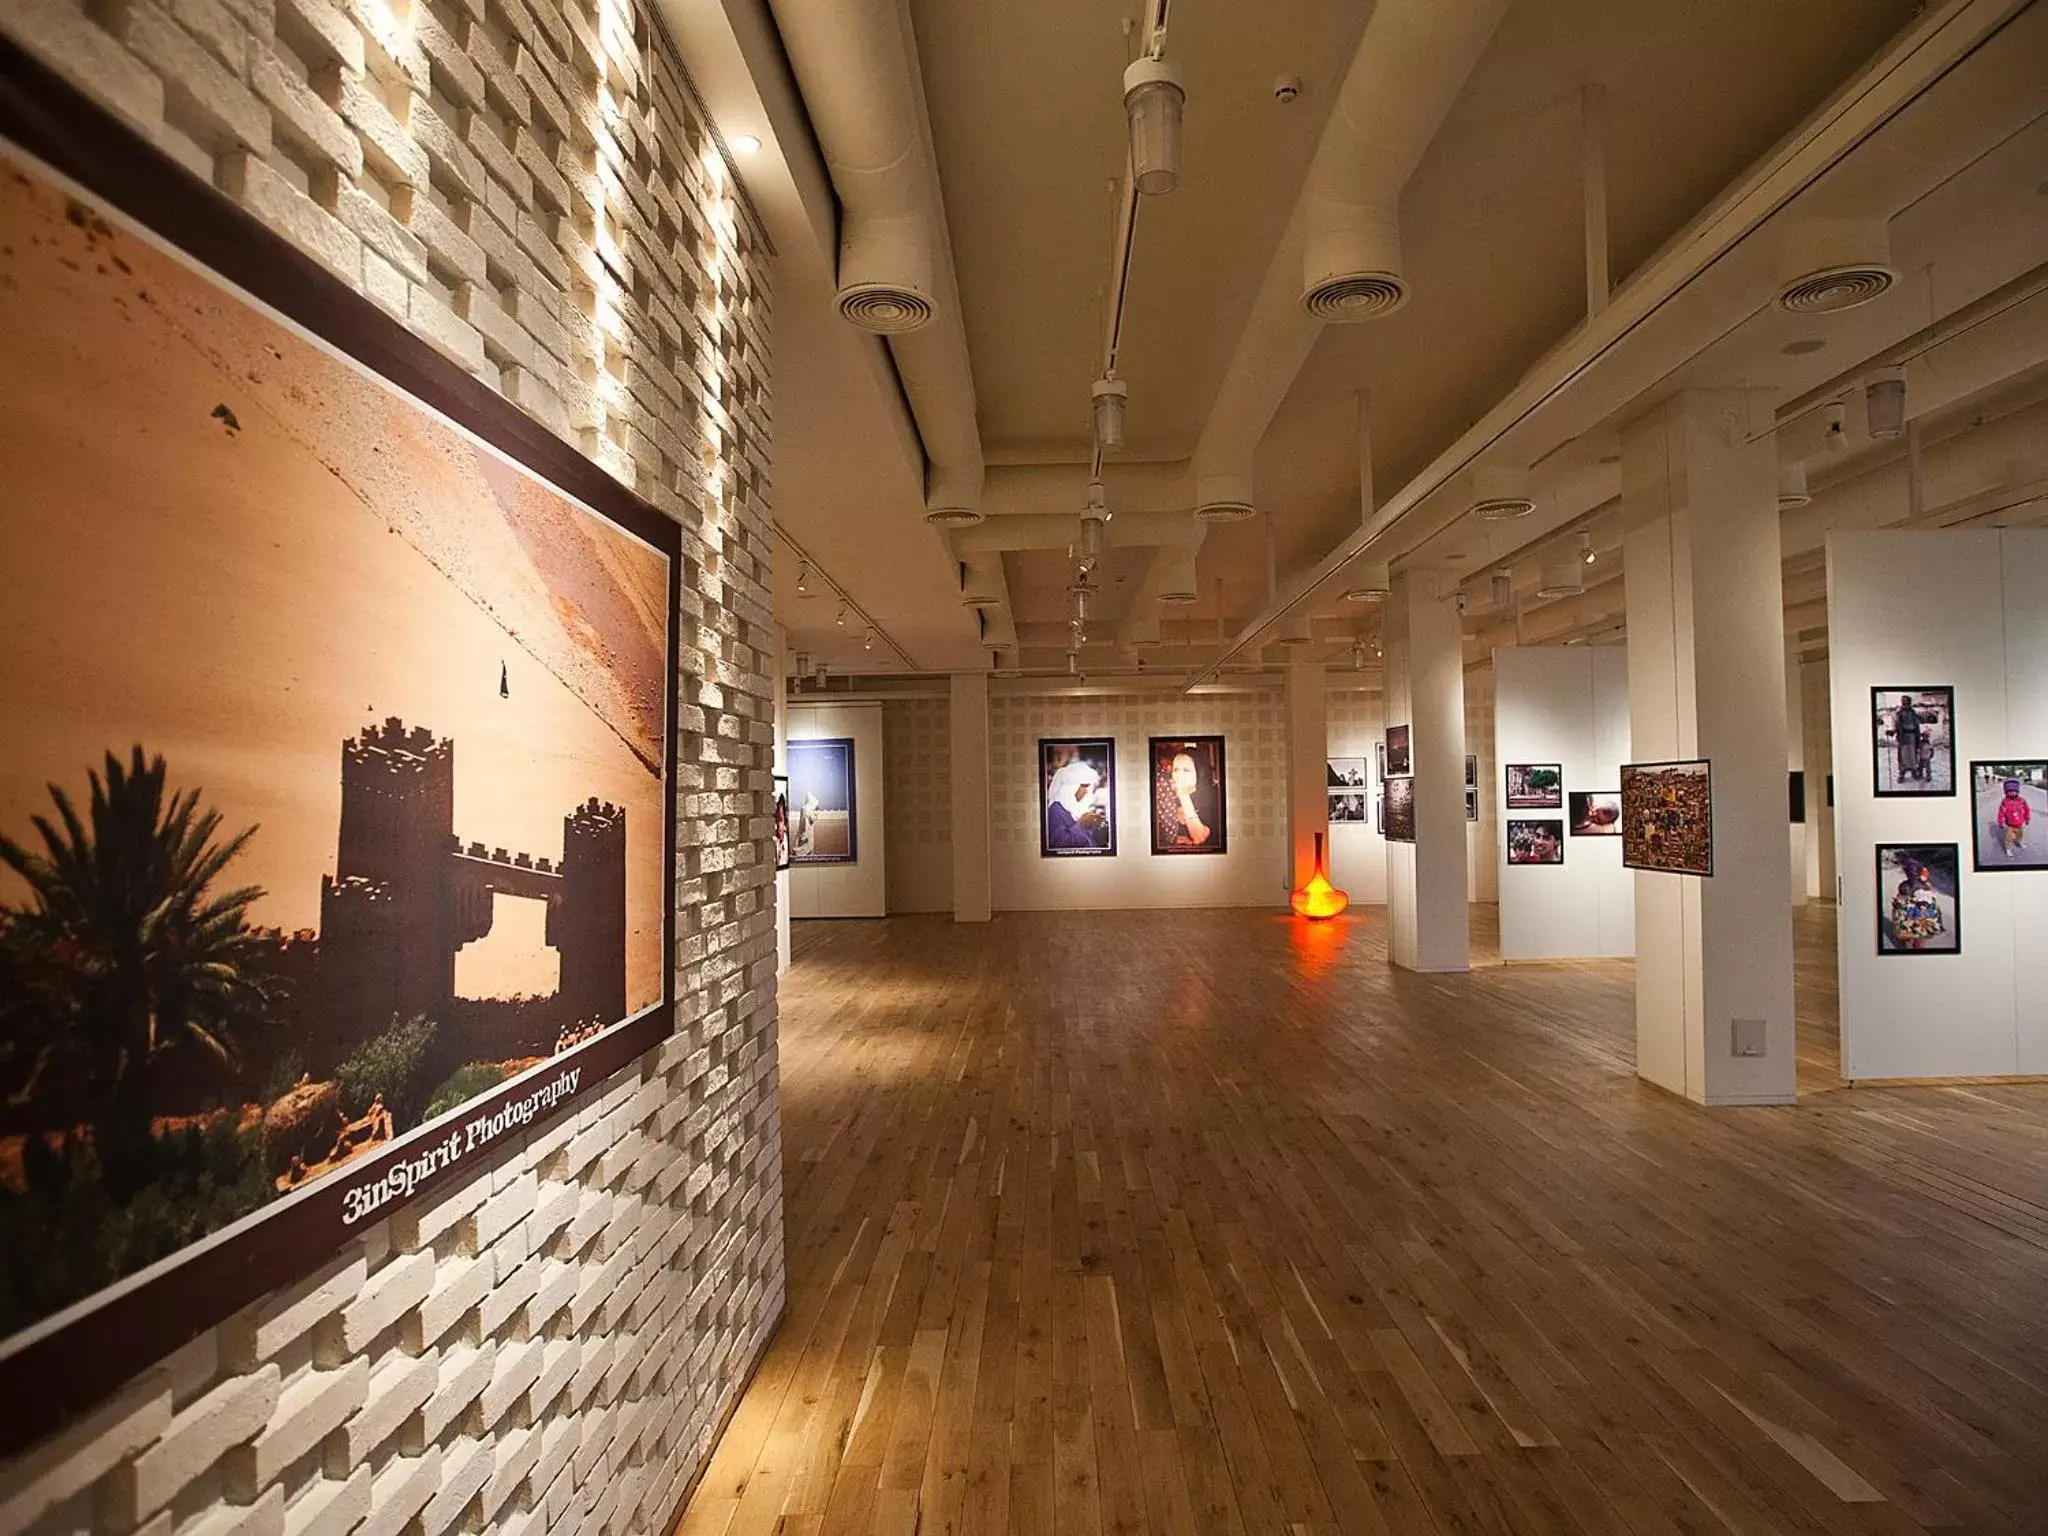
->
(673, 904, 2048, 1536)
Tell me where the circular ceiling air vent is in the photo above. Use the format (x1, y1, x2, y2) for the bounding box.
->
(1194, 500, 1256, 524)
(959, 592, 1002, 607)
(1472, 496, 1536, 522)
(923, 507, 984, 528)
(1776, 264, 1896, 316)
(1302, 272, 1408, 322)
(837, 283, 935, 333)
(1158, 587, 1200, 604)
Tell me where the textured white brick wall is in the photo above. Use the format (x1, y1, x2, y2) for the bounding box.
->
(0, 0, 785, 1529)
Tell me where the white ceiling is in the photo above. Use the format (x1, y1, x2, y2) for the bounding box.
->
(668, 0, 2048, 682)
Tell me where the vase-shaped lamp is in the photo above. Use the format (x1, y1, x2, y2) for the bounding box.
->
(1289, 831, 1350, 919)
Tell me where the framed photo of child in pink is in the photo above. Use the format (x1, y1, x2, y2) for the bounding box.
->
(1969, 761, 2045, 872)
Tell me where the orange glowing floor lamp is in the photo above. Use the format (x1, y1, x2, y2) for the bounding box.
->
(1290, 831, 1350, 919)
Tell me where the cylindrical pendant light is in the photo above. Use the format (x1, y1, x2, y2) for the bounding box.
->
(1123, 55, 1185, 196)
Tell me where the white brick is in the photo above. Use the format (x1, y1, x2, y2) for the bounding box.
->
(106, 1366, 279, 1524)
(0, 1373, 169, 1532)
(475, 1172, 537, 1251)
(402, 1253, 489, 1352)
(480, 1252, 542, 1339)
(104, 0, 269, 152)
(478, 1337, 543, 1429)
(418, 1343, 496, 1444)
(480, 1421, 541, 1521)
(224, 1249, 365, 1369)
(357, 1448, 440, 1536)
(407, 285, 489, 376)
(282, 1467, 370, 1536)
(216, 152, 359, 283)
(251, 43, 361, 173)
(530, 1339, 580, 1417)
(328, 1249, 432, 1358)
(184, 1485, 285, 1536)
(417, 1436, 490, 1536)
(333, 1351, 436, 1465)
(223, 1360, 367, 1498)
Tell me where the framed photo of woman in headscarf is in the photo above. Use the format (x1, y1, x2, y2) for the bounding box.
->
(1040, 738, 1116, 856)
(1150, 736, 1227, 855)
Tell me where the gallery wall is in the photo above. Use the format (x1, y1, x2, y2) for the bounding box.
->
(789, 703, 887, 918)
(882, 695, 953, 914)
(991, 689, 1288, 910)
(1326, 689, 1393, 905)
(0, 4, 783, 1531)
(1494, 647, 1635, 960)
(1828, 530, 2048, 1078)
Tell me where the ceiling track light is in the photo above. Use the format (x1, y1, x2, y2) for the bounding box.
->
(1091, 377, 1128, 451)
(1123, 55, 1185, 196)
(1490, 571, 1513, 609)
(1578, 529, 1595, 565)
(794, 561, 811, 595)
(1866, 370, 1907, 440)
(863, 629, 875, 652)
(835, 600, 849, 627)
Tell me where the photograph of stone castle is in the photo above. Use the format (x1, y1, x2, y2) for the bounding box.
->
(0, 156, 671, 1341)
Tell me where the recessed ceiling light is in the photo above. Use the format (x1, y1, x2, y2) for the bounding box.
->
(731, 134, 762, 155)
(1782, 338, 1826, 356)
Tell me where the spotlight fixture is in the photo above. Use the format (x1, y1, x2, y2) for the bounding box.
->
(864, 629, 875, 652)
(835, 600, 848, 627)
(1123, 55, 1185, 196)
(1579, 530, 1595, 566)
(1865, 370, 1906, 440)
(1823, 400, 1848, 452)
(1490, 571, 1513, 609)
(1076, 511, 1106, 575)
(795, 562, 811, 595)
(1091, 377, 1128, 450)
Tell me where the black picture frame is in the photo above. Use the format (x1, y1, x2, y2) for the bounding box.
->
(1507, 819, 1566, 866)
(1385, 724, 1413, 778)
(0, 41, 683, 1455)
(1876, 843, 1962, 955)
(1505, 763, 1564, 810)
(1039, 737, 1117, 857)
(1966, 761, 2047, 872)
(774, 774, 791, 871)
(1465, 787, 1478, 823)
(1376, 741, 1388, 783)
(788, 738, 858, 864)
(1149, 736, 1228, 855)
(1465, 754, 1478, 789)
(1383, 776, 1416, 843)
(1620, 759, 1714, 877)
(1788, 771, 1806, 825)
(1870, 686, 1956, 798)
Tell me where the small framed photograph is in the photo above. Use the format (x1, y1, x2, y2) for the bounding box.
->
(1465, 787, 1478, 823)
(1505, 763, 1563, 810)
(1040, 738, 1116, 857)
(1870, 686, 1955, 797)
(773, 773, 791, 870)
(1465, 754, 1478, 789)
(1374, 791, 1384, 834)
(1507, 819, 1565, 865)
(1969, 761, 2046, 871)
(1876, 843, 1961, 954)
(1621, 759, 1713, 877)
(1569, 791, 1621, 836)
(1329, 791, 1367, 823)
(1327, 756, 1368, 790)
(1788, 771, 1806, 826)
(1375, 741, 1387, 782)
(1385, 724, 1412, 778)
(1383, 776, 1415, 842)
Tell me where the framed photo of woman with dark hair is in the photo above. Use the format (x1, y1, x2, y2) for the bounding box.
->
(1149, 736, 1227, 854)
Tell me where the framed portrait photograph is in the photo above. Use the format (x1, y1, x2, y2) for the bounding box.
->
(1507, 819, 1566, 866)
(1870, 686, 1955, 797)
(788, 738, 858, 864)
(1327, 756, 1368, 791)
(1465, 754, 1478, 789)
(1465, 787, 1478, 823)
(1505, 763, 1563, 810)
(1621, 759, 1714, 876)
(774, 774, 791, 871)
(1385, 724, 1413, 778)
(1330, 791, 1367, 824)
(1969, 761, 2046, 872)
(1383, 776, 1416, 843)
(0, 108, 680, 1428)
(1877, 843, 1961, 954)
(1150, 737, 1227, 854)
(1569, 791, 1621, 836)
(1040, 738, 1116, 857)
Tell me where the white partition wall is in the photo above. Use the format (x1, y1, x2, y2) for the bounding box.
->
(789, 700, 887, 918)
(1828, 530, 2048, 1079)
(1327, 689, 1391, 905)
(1493, 647, 1634, 960)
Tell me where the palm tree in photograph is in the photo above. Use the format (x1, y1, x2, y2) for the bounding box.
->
(0, 747, 272, 1203)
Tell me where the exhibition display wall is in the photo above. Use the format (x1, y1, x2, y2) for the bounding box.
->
(1828, 531, 2048, 1078)
(992, 691, 1286, 909)
(1494, 648, 1635, 960)
(789, 704, 887, 918)
(882, 696, 953, 914)
(1325, 691, 1394, 905)
(0, 12, 783, 1529)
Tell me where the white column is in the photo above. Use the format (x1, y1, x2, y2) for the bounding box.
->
(1384, 570, 1468, 971)
(1621, 390, 1795, 1105)
(1285, 652, 1329, 893)
(949, 671, 992, 922)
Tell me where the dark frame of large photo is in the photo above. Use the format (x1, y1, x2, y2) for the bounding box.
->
(1620, 759, 1714, 877)
(1869, 685, 1956, 799)
(0, 44, 682, 1454)
(1039, 738, 1116, 857)
(1148, 736, 1228, 855)
(1383, 776, 1417, 844)
(1966, 760, 2047, 872)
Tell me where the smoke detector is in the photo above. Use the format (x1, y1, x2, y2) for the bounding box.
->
(924, 507, 985, 528)
(1302, 202, 1408, 322)
(1775, 219, 1896, 315)
(1469, 466, 1535, 522)
(1777, 460, 1812, 510)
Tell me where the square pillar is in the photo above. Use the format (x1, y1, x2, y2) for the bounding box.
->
(1622, 390, 1795, 1104)
(949, 671, 992, 922)
(1285, 652, 1329, 893)
(1385, 570, 1468, 972)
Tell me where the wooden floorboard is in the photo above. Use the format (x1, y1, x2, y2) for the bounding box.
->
(673, 904, 2048, 1536)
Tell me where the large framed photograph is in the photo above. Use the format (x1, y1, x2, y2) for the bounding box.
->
(0, 100, 679, 1437)
(1383, 776, 1416, 843)
(1969, 761, 2045, 871)
(1385, 725, 1413, 778)
(1569, 791, 1621, 836)
(1505, 763, 1563, 810)
(1507, 819, 1565, 866)
(1871, 687, 1955, 797)
(788, 739, 857, 864)
(1621, 760, 1714, 876)
(1877, 844, 1961, 954)
(1150, 737, 1227, 854)
(774, 774, 792, 871)
(1040, 738, 1116, 856)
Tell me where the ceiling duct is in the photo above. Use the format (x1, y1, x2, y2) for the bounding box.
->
(1778, 459, 1813, 510)
(1468, 465, 1535, 521)
(836, 214, 935, 331)
(1274, 613, 1317, 645)
(1775, 218, 1897, 315)
(924, 506, 985, 528)
(1339, 560, 1392, 602)
(1535, 547, 1584, 600)
(1156, 543, 1201, 604)
(1303, 201, 1406, 321)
